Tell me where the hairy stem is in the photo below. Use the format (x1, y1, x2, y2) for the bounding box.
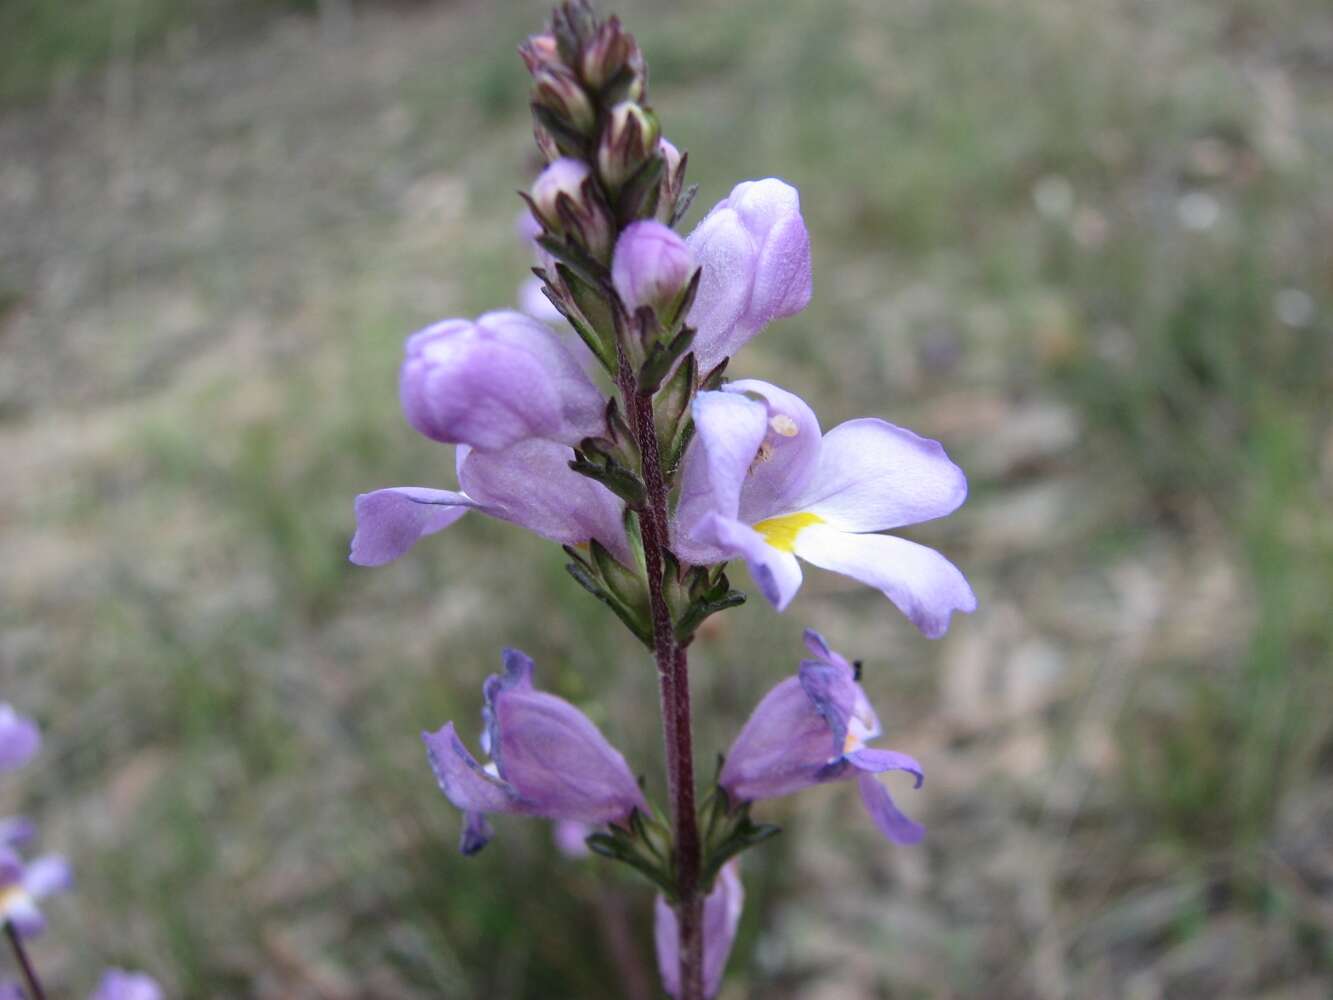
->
(5, 922, 45, 1000)
(619, 350, 704, 1000)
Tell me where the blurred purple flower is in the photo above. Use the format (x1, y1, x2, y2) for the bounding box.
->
(423, 649, 648, 855)
(552, 819, 593, 859)
(0, 818, 34, 848)
(673, 379, 975, 637)
(654, 861, 743, 999)
(719, 630, 925, 845)
(685, 178, 812, 371)
(88, 970, 164, 1000)
(399, 311, 605, 452)
(612, 220, 695, 314)
(0, 706, 40, 772)
(350, 438, 628, 567)
(0, 848, 72, 937)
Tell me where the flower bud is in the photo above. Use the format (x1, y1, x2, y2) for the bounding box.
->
(612, 221, 695, 316)
(597, 101, 660, 189)
(580, 16, 639, 90)
(399, 310, 606, 452)
(655, 137, 684, 222)
(530, 158, 613, 258)
(532, 65, 596, 134)
(518, 33, 560, 74)
(0, 705, 39, 772)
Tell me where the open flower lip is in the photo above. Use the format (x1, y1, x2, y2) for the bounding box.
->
(674, 379, 977, 637)
(719, 630, 926, 846)
(422, 649, 647, 855)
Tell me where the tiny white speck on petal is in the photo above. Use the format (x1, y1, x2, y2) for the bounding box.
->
(770, 414, 799, 438)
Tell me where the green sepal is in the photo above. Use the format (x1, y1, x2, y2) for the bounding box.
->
(701, 356, 729, 390)
(568, 451, 647, 507)
(532, 267, 616, 374)
(654, 351, 696, 475)
(669, 182, 700, 228)
(638, 325, 695, 395)
(537, 235, 609, 291)
(699, 804, 781, 892)
(674, 586, 747, 644)
(616, 151, 665, 226)
(557, 263, 616, 359)
(563, 558, 653, 647)
(530, 103, 589, 158)
(590, 538, 650, 625)
(586, 808, 677, 898)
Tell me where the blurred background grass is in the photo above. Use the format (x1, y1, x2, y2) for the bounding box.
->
(1, 0, 1331, 996)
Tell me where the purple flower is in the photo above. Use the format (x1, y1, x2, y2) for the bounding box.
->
(685, 178, 812, 371)
(720, 631, 925, 845)
(422, 649, 648, 855)
(351, 438, 628, 567)
(552, 819, 593, 859)
(0, 818, 34, 848)
(88, 970, 164, 1000)
(399, 311, 605, 452)
(673, 379, 975, 638)
(0, 848, 72, 937)
(612, 221, 696, 315)
(653, 861, 743, 1000)
(0, 705, 39, 772)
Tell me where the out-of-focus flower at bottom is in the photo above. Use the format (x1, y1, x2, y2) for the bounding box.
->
(0, 849, 72, 938)
(653, 861, 743, 1000)
(88, 969, 164, 1000)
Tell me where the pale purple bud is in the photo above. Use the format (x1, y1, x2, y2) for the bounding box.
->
(399, 310, 605, 452)
(532, 65, 596, 133)
(597, 101, 660, 189)
(423, 650, 647, 854)
(718, 630, 926, 845)
(0, 705, 39, 772)
(88, 970, 164, 1000)
(612, 221, 695, 316)
(686, 178, 812, 370)
(530, 158, 613, 259)
(654, 861, 744, 999)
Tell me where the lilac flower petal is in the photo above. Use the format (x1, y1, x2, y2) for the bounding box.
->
(1, 982, 22, 1000)
(724, 380, 822, 523)
(22, 855, 72, 899)
(492, 687, 647, 824)
(796, 418, 968, 532)
(349, 487, 475, 566)
(685, 206, 755, 371)
(858, 772, 925, 845)
(0, 706, 40, 772)
(654, 861, 744, 999)
(459, 440, 630, 563)
(0, 818, 34, 847)
(694, 514, 803, 610)
(719, 677, 841, 801)
(846, 748, 925, 788)
(553, 819, 593, 859)
(675, 392, 768, 563)
(4, 897, 44, 938)
(797, 661, 860, 758)
(793, 525, 976, 638)
(0, 848, 21, 887)
(481, 648, 537, 769)
(400, 311, 605, 451)
(88, 969, 165, 1000)
(802, 628, 833, 661)
(612, 220, 695, 313)
(460, 812, 494, 856)
(421, 723, 517, 816)
(686, 178, 811, 371)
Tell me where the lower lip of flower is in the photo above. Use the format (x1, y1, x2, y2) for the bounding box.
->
(753, 512, 824, 552)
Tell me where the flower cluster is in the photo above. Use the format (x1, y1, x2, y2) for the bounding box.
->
(350, 3, 974, 997)
(0, 705, 161, 999)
